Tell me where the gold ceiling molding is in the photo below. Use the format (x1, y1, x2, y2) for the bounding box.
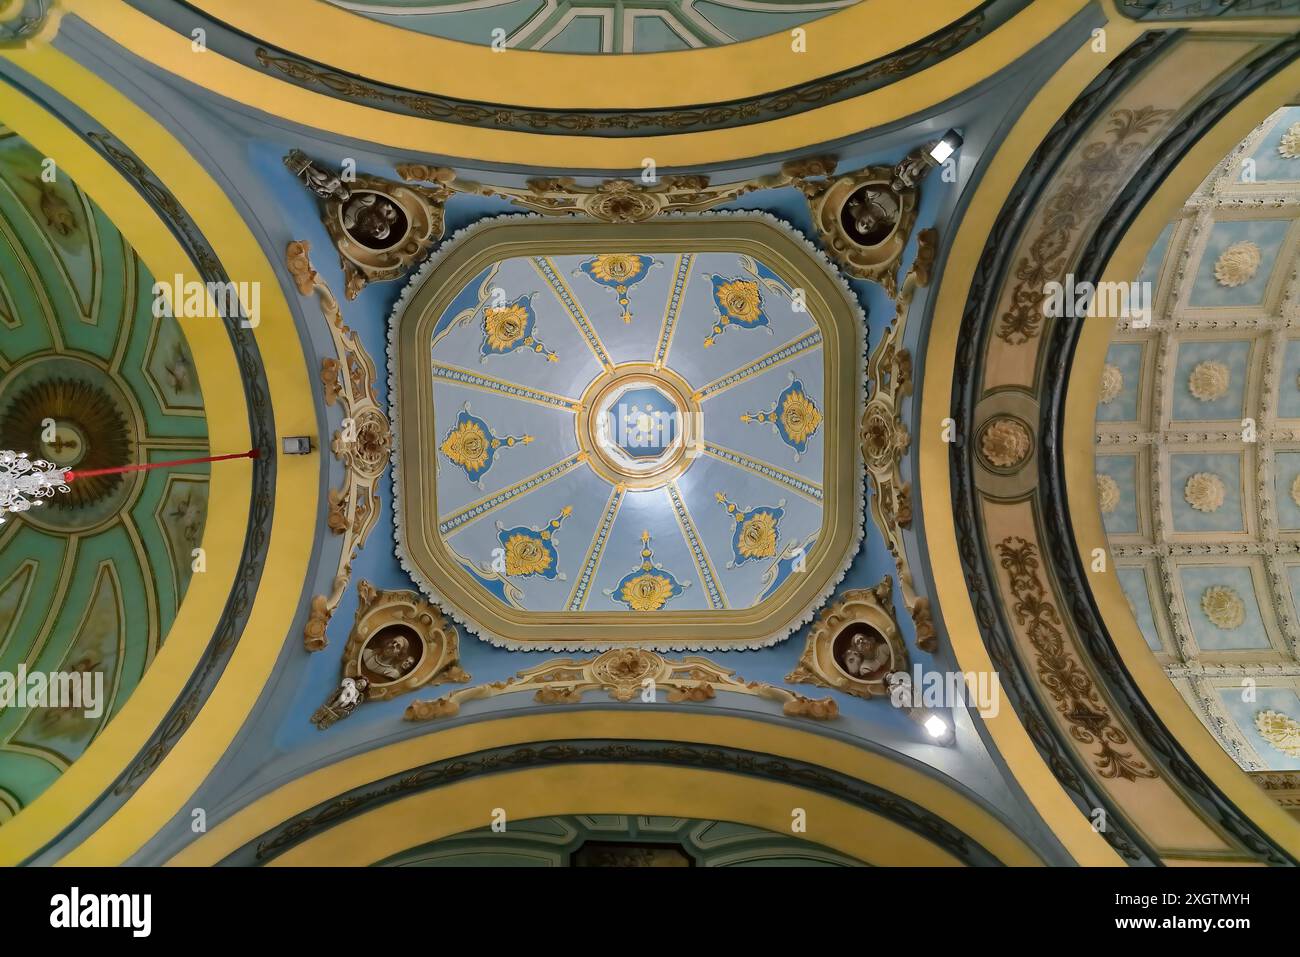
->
(396, 160, 830, 224)
(996, 106, 1176, 348)
(403, 647, 837, 722)
(397, 154, 928, 296)
(286, 151, 451, 299)
(996, 537, 1157, 782)
(312, 581, 468, 730)
(288, 240, 389, 652)
(1252, 770, 1300, 813)
(174, 0, 993, 111)
(787, 575, 910, 700)
(168, 709, 1047, 866)
(862, 230, 936, 652)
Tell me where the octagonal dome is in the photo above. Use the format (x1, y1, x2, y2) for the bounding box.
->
(390, 215, 864, 650)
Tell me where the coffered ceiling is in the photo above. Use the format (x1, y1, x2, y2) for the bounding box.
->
(1097, 107, 1300, 772)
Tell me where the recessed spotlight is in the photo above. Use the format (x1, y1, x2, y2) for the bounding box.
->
(924, 714, 949, 739)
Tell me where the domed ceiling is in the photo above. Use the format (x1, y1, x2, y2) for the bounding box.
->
(391, 215, 864, 649)
(325, 0, 856, 53)
(9, 0, 1300, 872)
(0, 126, 210, 821)
(1096, 107, 1300, 774)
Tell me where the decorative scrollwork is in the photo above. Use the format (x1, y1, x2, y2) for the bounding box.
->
(995, 106, 1175, 345)
(404, 647, 836, 722)
(995, 537, 1157, 782)
(285, 151, 450, 299)
(250, 11, 989, 137)
(863, 230, 936, 650)
(801, 165, 917, 296)
(344, 581, 468, 698)
(787, 575, 909, 700)
(395, 152, 940, 296)
(290, 241, 391, 650)
(395, 159, 833, 226)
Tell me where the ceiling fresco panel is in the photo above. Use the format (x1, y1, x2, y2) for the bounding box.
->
(391, 215, 864, 650)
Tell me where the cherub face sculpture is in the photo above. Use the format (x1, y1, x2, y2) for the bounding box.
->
(382, 634, 409, 663)
(839, 630, 890, 680)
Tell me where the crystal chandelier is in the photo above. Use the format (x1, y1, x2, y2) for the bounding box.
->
(0, 448, 260, 524)
(0, 451, 70, 525)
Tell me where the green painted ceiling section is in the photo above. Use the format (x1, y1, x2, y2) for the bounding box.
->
(0, 126, 210, 823)
(326, 0, 857, 53)
(376, 814, 861, 866)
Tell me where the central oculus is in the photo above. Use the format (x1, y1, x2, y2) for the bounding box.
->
(580, 365, 701, 488)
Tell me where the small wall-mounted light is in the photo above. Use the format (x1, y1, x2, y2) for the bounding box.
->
(928, 129, 964, 165)
(282, 436, 314, 455)
(923, 714, 950, 739)
(891, 129, 964, 192)
(905, 707, 955, 746)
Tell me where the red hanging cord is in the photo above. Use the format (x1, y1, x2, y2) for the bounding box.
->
(65, 448, 260, 481)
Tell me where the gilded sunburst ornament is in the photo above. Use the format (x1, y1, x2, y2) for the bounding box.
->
(1188, 360, 1230, 402)
(0, 377, 131, 511)
(618, 573, 677, 612)
(716, 492, 785, 567)
(1096, 473, 1120, 514)
(494, 507, 571, 581)
(1213, 240, 1261, 287)
(1201, 585, 1246, 630)
(1254, 709, 1300, 758)
(743, 377, 822, 460)
(1099, 364, 1124, 404)
(780, 389, 822, 447)
(605, 531, 688, 612)
(502, 533, 552, 577)
(1184, 472, 1226, 513)
(1278, 122, 1300, 159)
(738, 511, 779, 560)
(717, 280, 762, 325)
(705, 273, 771, 347)
(441, 419, 490, 474)
(484, 304, 530, 352)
